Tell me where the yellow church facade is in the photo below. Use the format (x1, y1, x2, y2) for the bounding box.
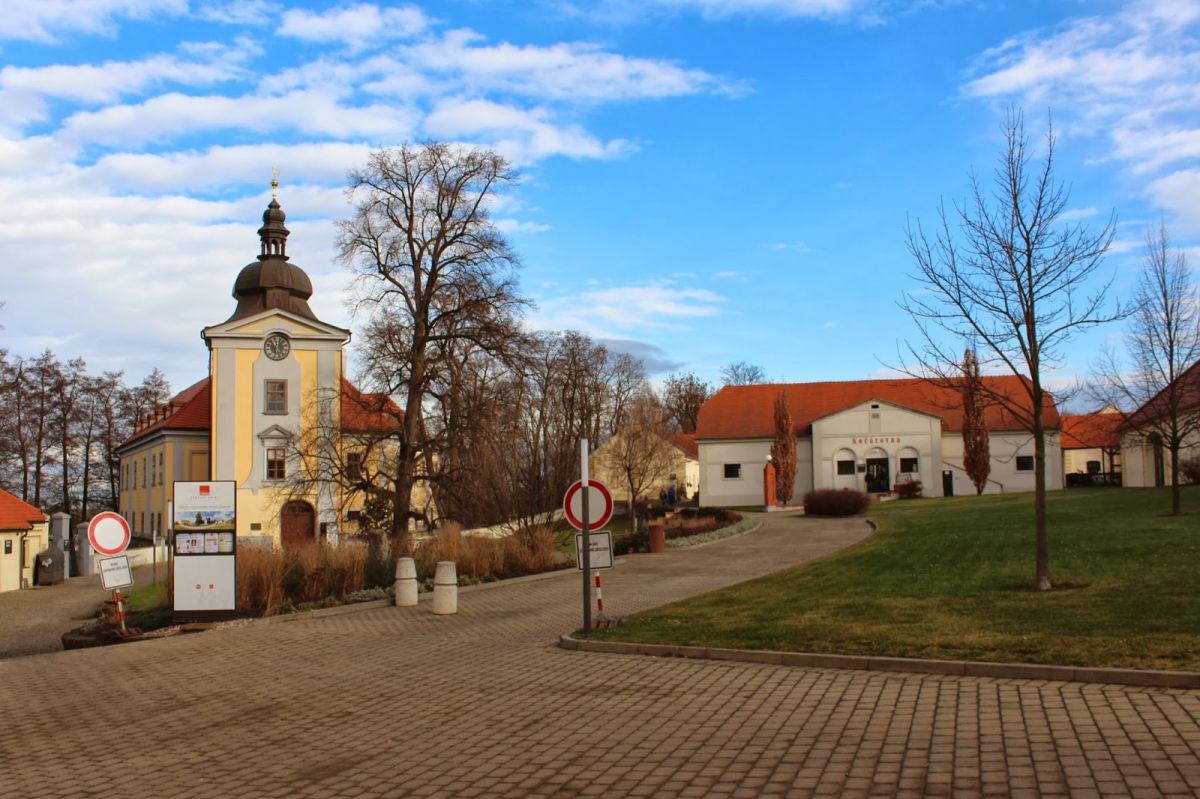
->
(117, 188, 425, 548)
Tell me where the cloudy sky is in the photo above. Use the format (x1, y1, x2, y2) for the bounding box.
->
(1, 0, 1197, 399)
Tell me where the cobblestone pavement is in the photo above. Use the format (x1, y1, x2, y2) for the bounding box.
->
(2, 513, 1199, 798)
(0, 563, 161, 659)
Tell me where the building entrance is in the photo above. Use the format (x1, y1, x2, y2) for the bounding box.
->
(281, 501, 315, 550)
(865, 458, 889, 493)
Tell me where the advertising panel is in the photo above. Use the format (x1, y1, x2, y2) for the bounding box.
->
(172, 481, 237, 622)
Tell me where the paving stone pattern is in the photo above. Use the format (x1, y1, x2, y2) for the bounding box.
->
(1, 514, 1198, 798)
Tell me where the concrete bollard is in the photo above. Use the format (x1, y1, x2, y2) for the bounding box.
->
(394, 557, 418, 607)
(432, 560, 458, 615)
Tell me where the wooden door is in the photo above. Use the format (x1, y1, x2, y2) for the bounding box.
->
(280, 501, 314, 550)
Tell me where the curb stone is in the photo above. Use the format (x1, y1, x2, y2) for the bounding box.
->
(558, 635, 1200, 689)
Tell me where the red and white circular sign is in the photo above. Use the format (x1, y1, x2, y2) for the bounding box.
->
(563, 480, 613, 531)
(87, 511, 131, 557)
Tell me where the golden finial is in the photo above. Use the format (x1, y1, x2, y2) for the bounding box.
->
(271, 167, 280, 201)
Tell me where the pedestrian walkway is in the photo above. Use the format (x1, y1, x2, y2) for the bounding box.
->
(1, 513, 1198, 798)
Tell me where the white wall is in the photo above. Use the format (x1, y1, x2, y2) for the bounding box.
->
(698, 440, 771, 506)
(700, 422, 1064, 504)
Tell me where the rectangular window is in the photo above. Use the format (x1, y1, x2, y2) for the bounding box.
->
(159, 453, 165, 484)
(150, 454, 156, 487)
(266, 447, 287, 480)
(264, 380, 287, 414)
(347, 510, 362, 522)
(900, 457, 919, 474)
(142, 457, 147, 488)
(723, 463, 741, 479)
(1016, 455, 1034, 472)
(836, 460, 856, 476)
(346, 452, 363, 482)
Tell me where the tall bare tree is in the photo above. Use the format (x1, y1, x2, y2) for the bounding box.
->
(1094, 222, 1200, 514)
(594, 393, 677, 523)
(720, 361, 766, 386)
(661, 371, 711, 433)
(961, 348, 991, 495)
(901, 110, 1123, 591)
(339, 143, 528, 543)
(770, 391, 797, 505)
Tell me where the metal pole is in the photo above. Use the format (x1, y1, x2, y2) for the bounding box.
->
(581, 438, 591, 633)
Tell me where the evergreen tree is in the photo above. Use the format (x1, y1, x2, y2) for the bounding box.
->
(961, 348, 991, 495)
(770, 391, 797, 505)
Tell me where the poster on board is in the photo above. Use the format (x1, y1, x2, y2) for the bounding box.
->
(172, 481, 237, 622)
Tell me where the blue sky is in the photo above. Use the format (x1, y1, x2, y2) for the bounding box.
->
(1, 0, 1197, 406)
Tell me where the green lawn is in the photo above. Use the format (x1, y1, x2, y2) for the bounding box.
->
(593, 486, 1200, 671)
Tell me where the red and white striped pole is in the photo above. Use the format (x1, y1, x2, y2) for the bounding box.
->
(114, 589, 127, 632)
(594, 573, 604, 617)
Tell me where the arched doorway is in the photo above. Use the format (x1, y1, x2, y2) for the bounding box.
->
(280, 500, 315, 550)
(865, 447, 890, 493)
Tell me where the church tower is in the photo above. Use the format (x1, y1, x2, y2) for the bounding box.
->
(201, 179, 351, 547)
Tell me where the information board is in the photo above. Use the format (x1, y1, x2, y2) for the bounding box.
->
(575, 531, 613, 570)
(172, 481, 237, 622)
(98, 555, 134, 590)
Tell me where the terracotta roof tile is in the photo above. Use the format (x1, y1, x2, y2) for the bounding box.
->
(696, 376, 1059, 440)
(1061, 413, 1123, 449)
(120, 378, 212, 448)
(1124, 359, 1200, 428)
(341, 378, 403, 433)
(0, 488, 46, 531)
(670, 433, 699, 459)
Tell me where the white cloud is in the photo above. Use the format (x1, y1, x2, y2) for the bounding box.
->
(964, 0, 1200, 232)
(530, 282, 725, 337)
(423, 98, 632, 161)
(0, 43, 255, 106)
(278, 3, 429, 50)
(577, 0, 878, 24)
(0, 0, 186, 43)
(408, 29, 733, 102)
(195, 0, 281, 26)
(57, 89, 419, 147)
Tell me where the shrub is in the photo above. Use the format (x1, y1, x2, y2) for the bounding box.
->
(894, 480, 924, 499)
(1182, 458, 1200, 486)
(803, 489, 870, 516)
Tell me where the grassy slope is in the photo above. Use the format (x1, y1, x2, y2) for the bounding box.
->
(594, 487, 1200, 670)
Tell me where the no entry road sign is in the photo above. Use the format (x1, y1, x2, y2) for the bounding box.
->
(563, 480, 613, 531)
(87, 511, 131, 557)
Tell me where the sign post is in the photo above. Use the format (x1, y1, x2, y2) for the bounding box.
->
(563, 455, 614, 633)
(87, 512, 133, 631)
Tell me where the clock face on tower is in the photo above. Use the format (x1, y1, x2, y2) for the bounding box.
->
(263, 333, 290, 361)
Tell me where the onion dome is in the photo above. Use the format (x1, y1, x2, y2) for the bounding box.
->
(226, 177, 318, 322)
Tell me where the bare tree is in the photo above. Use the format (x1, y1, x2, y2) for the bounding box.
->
(901, 110, 1123, 591)
(1094, 222, 1200, 514)
(721, 361, 766, 386)
(339, 143, 528, 542)
(770, 391, 797, 505)
(593, 393, 677, 523)
(961, 348, 991, 495)
(661, 371, 711, 433)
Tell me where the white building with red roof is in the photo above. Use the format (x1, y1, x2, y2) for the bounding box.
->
(0, 487, 49, 592)
(695, 377, 1062, 506)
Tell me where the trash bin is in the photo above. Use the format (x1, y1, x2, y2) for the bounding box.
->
(648, 522, 666, 554)
(35, 541, 66, 585)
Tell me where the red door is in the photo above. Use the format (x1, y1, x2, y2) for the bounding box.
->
(280, 501, 315, 550)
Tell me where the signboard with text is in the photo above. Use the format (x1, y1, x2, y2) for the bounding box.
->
(172, 481, 237, 622)
(575, 531, 613, 571)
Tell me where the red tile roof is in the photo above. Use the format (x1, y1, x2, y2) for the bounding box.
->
(120, 375, 402, 449)
(0, 488, 46, 531)
(1061, 412, 1123, 450)
(341, 378, 403, 433)
(670, 433, 699, 460)
(696, 376, 1059, 440)
(1124, 359, 1200, 428)
(119, 378, 212, 448)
